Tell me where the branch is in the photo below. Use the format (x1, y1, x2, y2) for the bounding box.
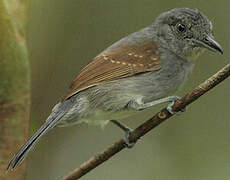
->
(59, 63, 230, 180)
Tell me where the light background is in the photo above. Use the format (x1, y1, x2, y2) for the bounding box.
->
(25, 0, 230, 179)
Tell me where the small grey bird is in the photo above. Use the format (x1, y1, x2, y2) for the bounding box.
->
(7, 8, 223, 170)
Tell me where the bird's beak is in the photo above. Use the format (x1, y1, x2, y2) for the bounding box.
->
(201, 36, 223, 54)
(193, 35, 223, 54)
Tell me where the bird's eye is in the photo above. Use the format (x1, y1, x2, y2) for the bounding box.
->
(177, 23, 186, 32)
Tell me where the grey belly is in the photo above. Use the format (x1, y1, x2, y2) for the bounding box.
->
(58, 57, 194, 127)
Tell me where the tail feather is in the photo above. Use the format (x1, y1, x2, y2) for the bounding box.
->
(7, 110, 66, 171)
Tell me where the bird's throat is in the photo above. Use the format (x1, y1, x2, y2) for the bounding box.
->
(183, 46, 205, 61)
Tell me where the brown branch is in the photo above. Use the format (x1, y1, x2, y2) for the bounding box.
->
(59, 63, 230, 180)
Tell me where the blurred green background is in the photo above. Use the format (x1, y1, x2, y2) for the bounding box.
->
(26, 0, 229, 179)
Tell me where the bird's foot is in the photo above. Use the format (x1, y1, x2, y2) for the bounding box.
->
(166, 96, 185, 115)
(123, 128, 135, 148)
(111, 120, 136, 148)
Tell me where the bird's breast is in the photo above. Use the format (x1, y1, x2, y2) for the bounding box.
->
(140, 54, 194, 103)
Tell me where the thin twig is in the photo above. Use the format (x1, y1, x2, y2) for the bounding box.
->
(59, 63, 230, 180)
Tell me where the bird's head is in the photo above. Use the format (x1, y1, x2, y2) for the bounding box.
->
(153, 8, 223, 60)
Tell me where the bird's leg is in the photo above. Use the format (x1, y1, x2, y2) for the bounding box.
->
(111, 96, 183, 147)
(129, 96, 183, 114)
(110, 120, 135, 148)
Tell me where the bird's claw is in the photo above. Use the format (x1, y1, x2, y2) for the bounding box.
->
(124, 129, 135, 148)
(166, 96, 185, 115)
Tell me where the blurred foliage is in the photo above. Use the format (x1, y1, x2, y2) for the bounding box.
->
(26, 0, 229, 180)
(0, 0, 30, 179)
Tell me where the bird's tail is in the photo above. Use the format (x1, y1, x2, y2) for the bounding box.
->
(7, 106, 67, 171)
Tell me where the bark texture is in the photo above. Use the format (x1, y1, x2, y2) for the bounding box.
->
(0, 0, 30, 179)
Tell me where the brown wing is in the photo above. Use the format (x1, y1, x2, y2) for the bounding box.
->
(64, 42, 161, 100)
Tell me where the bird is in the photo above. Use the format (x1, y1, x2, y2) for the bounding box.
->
(7, 7, 223, 171)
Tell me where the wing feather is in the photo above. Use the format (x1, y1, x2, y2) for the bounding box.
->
(64, 42, 161, 99)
